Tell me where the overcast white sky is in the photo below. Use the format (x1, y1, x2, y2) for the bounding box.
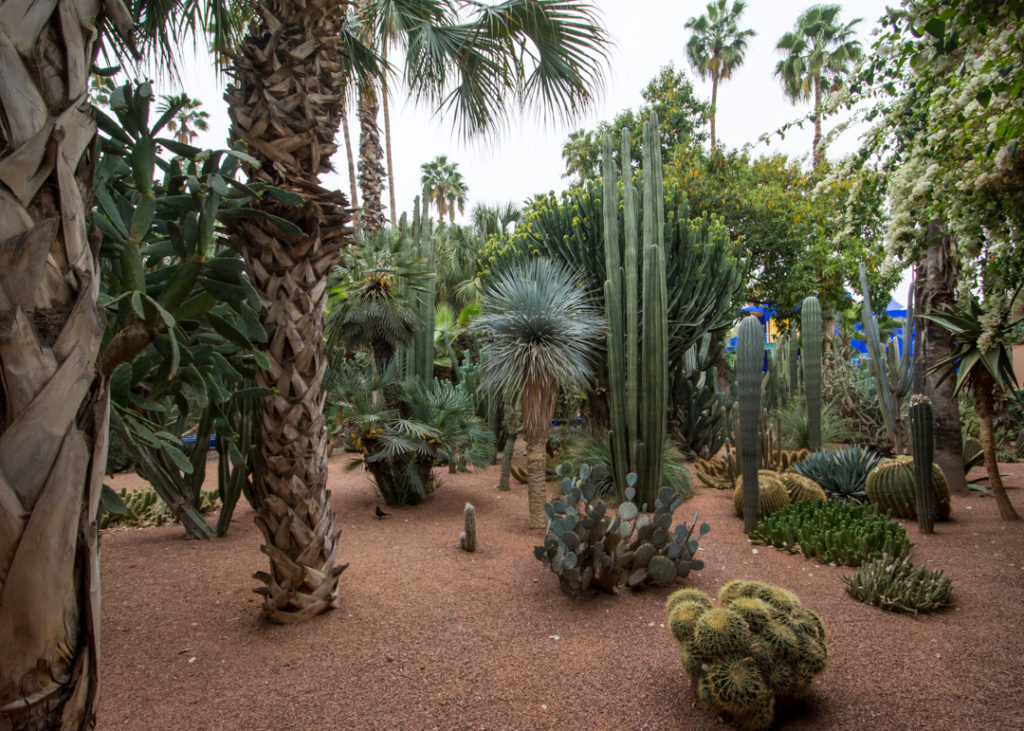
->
(163, 0, 906, 301)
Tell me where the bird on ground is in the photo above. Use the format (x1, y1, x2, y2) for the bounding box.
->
(375, 506, 391, 519)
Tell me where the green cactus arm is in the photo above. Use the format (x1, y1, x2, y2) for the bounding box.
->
(737, 315, 764, 533)
(800, 296, 822, 452)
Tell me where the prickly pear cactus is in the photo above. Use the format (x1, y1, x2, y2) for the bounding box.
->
(534, 464, 710, 595)
(665, 580, 828, 731)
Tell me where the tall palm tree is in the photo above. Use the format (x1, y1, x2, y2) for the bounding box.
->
(0, 0, 142, 724)
(421, 155, 468, 223)
(684, 0, 756, 150)
(774, 4, 862, 170)
(353, 0, 610, 232)
(157, 93, 210, 144)
(473, 259, 603, 529)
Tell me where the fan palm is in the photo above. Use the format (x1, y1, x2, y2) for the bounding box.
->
(684, 0, 756, 150)
(353, 0, 610, 231)
(774, 4, 862, 169)
(473, 258, 603, 529)
(921, 298, 1021, 521)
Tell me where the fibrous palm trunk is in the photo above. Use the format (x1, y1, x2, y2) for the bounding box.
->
(974, 369, 1020, 521)
(522, 375, 556, 530)
(919, 223, 968, 494)
(709, 74, 718, 151)
(382, 47, 397, 225)
(357, 79, 387, 233)
(0, 1, 130, 725)
(225, 0, 352, 624)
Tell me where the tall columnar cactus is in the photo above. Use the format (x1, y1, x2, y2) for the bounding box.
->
(602, 113, 669, 507)
(737, 315, 765, 533)
(406, 192, 436, 385)
(909, 396, 936, 534)
(800, 296, 822, 452)
(460, 502, 477, 552)
(859, 263, 912, 454)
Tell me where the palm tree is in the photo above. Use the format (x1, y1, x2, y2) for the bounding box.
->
(0, 0, 141, 721)
(157, 93, 210, 144)
(473, 259, 603, 529)
(353, 0, 610, 232)
(684, 0, 756, 150)
(921, 298, 1021, 521)
(774, 4, 862, 170)
(421, 155, 468, 223)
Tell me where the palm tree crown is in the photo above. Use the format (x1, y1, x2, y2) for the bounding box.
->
(421, 155, 468, 223)
(774, 3, 862, 169)
(684, 0, 755, 150)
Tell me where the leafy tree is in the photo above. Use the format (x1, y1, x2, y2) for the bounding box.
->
(473, 258, 603, 529)
(684, 0, 756, 150)
(561, 65, 709, 179)
(774, 4, 863, 169)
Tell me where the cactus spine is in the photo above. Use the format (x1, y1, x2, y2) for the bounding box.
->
(800, 296, 822, 452)
(737, 315, 764, 533)
(460, 502, 476, 551)
(909, 396, 935, 533)
(602, 113, 669, 507)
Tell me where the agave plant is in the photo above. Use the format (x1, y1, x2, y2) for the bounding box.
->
(793, 445, 881, 503)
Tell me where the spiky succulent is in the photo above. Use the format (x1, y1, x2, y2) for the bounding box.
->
(793, 445, 881, 502)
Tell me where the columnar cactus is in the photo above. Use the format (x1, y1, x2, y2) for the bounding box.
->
(460, 502, 477, 552)
(800, 296, 822, 452)
(406, 192, 436, 385)
(865, 456, 951, 521)
(909, 396, 936, 534)
(602, 113, 669, 507)
(737, 315, 765, 533)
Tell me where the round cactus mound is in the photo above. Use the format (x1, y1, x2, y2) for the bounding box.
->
(732, 474, 790, 518)
(669, 600, 709, 643)
(693, 608, 752, 656)
(707, 656, 770, 715)
(665, 581, 828, 731)
(778, 472, 827, 504)
(865, 456, 952, 520)
(666, 587, 714, 614)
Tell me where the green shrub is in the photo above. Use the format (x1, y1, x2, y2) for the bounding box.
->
(777, 400, 852, 451)
(749, 500, 912, 567)
(665, 580, 828, 731)
(534, 464, 709, 595)
(565, 433, 692, 502)
(842, 553, 953, 614)
(792, 445, 880, 502)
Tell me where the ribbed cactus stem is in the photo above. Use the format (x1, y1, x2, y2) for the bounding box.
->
(801, 296, 822, 452)
(737, 315, 764, 533)
(909, 396, 936, 534)
(602, 133, 628, 497)
(460, 502, 476, 552)
(622, 129, 639, 464)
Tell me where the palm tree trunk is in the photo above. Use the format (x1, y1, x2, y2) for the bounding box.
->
(341, 95, 362, 236)
(357, 79, 387, 233)
(710, 74, 718, 150)
(0, 1, 129, 724)
(920, 223, 969, 494)
(382, 47, 398, 225)
(812, 75, 823, 170)
(525, 441, 548, 530)
(975, 369, 1021, 520)
(225, 0, 353, 624)
(522, 376, 556, 530)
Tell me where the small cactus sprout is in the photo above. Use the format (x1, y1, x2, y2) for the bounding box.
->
(460, 502, 476, 552)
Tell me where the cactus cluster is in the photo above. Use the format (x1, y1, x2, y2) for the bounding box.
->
(602, 115, 669, 507)
(731, 471, 790, 519)
(695, 449, 809, 490)
(865, 456, 951, 521)
(533, 464, 710, 595)
(842, 553, 954, 614)
(792, 445, 881, 502)
(750, 499, 912, 567)
(101, 485, 219, 530)
(666, 580, 828, 731)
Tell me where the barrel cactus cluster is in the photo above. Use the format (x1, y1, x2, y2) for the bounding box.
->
(695, 448, 809, 490)
(865, 456, 952, 521)
(533, 464, 710, 595)
(666, 580, 828, 730)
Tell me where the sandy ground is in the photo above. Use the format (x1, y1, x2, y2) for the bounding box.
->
(97, 451, 1024, 730)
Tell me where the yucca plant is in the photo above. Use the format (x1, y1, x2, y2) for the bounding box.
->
(793, 445, 881, 503)
(473, 258, 604, 529)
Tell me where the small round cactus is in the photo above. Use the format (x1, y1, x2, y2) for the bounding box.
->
(694, 608, 752, 656)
